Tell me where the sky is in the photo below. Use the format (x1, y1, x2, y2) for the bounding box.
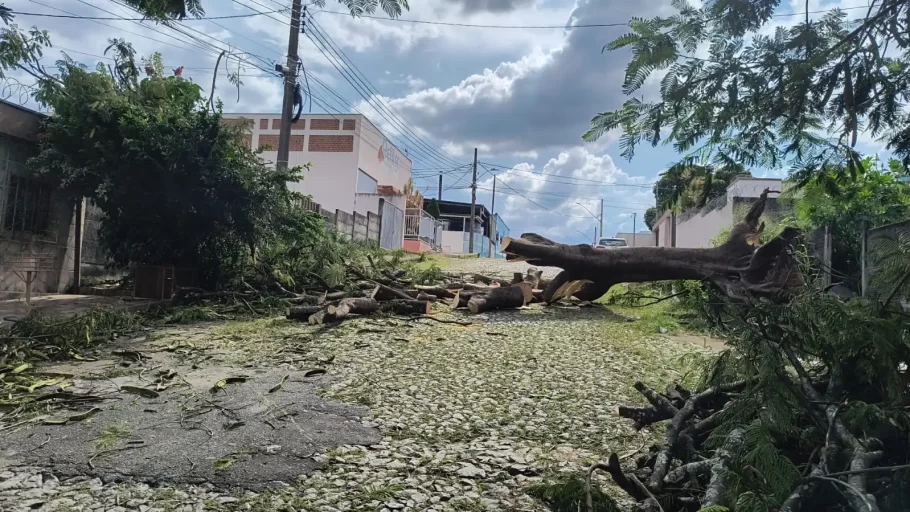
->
(5, 0, 887, 245)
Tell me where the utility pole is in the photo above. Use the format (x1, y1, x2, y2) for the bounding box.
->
(632, 212, 637, 247)
(489, 176, 496, 258)
(599, 198, 604, 242)
(276, 0, 303, 170)
(469, 148, 478, 254)
(437, 173, 442, 200)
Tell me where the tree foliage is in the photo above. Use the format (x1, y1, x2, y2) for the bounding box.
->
(31, 46, 319, 287)
(585, 0, 910, 177)
(654, 162, 751, 213)
(789, 157, 910, 284)
(122, 0, 409, 20)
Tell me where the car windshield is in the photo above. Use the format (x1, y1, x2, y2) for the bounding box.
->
(597, 238, 627, 247)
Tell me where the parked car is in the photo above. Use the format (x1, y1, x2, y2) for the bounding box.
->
(593, 237, 628, 250)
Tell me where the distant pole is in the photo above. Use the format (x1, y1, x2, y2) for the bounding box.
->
(632, 212, 637, 247)
(861, 219, 868, 297)
(599, 198, 604, 241)
(276, 0, 303, 169)
(489, 176, 496, 258)
(437, 173, 442, 200)
(593, 226, 596, 245)
(469, 148, 478, 254)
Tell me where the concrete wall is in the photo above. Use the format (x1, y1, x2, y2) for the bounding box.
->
(615, 232, 656, 247)
(675, 202, 733, 248)
(221, 113, 412, 216)
(354, 192, 406, 215)
(440, 230, 464, 254)
(727, 178, 783, 201)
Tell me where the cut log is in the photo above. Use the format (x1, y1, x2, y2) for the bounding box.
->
(467, 283, 532, 314)
(413, 286, 457, 299)
(523, 268, 544, 289)
(472, 274, 504, 286)
(379, 299, 431, 315)
(326, 298, 380, 322)
(445, 282, 491, 291)
(500, 190, 804, 303)
(452, 289, 487, 309)
(415, 292, 437, 302)
(512, 272, 524, 285)
(287, 305, 324, 321)
(373, 284, 413, 301)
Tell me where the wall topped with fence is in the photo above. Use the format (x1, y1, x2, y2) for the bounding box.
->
(405, 208, 442, 251)
(296, 196, 403, 250)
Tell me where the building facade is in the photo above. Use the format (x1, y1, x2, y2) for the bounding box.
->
(652, 177, 784, 248)
(0, 100, 107, 298)
(220, 113, 412, 215)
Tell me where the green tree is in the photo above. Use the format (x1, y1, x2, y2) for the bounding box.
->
(426, 198, 442, 219)
(584, 0, 910, 179)
(643, 207, 658, 229)
(122, 0, 408, 20)
(792, 157, 910, 284)
(31, 47, 318, 287)
(653, 161, 751, 213)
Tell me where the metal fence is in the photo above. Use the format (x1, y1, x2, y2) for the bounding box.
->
(405, 208, 442, 249)
(379, 199, 404, 250)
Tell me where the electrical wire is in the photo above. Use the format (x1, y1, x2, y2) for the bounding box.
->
(9, 8, 288, 20)
(305, 15, 466, 169)
(313, 4, 872, 28)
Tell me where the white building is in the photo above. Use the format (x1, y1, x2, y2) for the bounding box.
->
(220, 113, 412, 215)
(652, 177, 783, 248)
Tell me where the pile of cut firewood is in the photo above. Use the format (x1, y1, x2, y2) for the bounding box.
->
(285, 268, 550, 324)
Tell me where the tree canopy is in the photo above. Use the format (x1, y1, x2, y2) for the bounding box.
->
(31, 47, 317, 287)
(585, 0, 910, 180)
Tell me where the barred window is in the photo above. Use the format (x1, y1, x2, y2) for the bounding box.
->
(4, 174, 52, 235)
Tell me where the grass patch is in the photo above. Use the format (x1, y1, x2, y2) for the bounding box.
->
(96, 421, 131, 450)
(357, 483, 403, 501)
(527, 474, 621, 512)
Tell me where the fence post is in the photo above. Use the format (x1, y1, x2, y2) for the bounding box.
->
(377, 199, 385, 244)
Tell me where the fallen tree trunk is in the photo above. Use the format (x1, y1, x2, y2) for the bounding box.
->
(379, 299, 431, 315)
(500, 190, 803, 303)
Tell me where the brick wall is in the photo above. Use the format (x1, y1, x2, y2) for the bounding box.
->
(259, 119, 268, 129)
(343, 119, 356, 130)
(257, 134, 304, 151)
(311, 119, 340, 130)
(258, 134, 279, 151)
(269, 119, 305, 130)
(309, 134, 353, 152)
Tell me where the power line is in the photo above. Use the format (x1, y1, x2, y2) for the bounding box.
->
(305, 15, 466, 169)
(313, 5, 871, 29)
(9, 8, 288, 20)
(480, 161, 656, 189)
(304, 22, 463, 171)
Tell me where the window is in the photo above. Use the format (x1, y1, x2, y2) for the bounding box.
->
(356, 169, 377, 193)
(5, 175, 52, 235)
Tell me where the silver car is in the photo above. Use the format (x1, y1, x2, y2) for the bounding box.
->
(594, 237, 628, 250)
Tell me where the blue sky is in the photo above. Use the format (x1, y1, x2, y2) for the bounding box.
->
(7, 0, 885, 245)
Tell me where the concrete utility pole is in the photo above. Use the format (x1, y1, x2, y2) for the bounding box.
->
(489, 176, 496, 258)
(469, 148, 478, 254)
(632, 212, 637, 247)
(438, 173, 442, 200)
(599, 198, 604, 241)
(276, 0, 303, 170)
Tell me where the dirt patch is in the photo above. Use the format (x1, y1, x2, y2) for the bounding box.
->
(665, 333, 727, 352)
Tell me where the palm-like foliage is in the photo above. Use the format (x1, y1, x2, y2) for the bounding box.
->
(122, 0, 409, 19)
(586, 0, 910, 175)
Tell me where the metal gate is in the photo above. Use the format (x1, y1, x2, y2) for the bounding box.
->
(379, 199, 404, 250)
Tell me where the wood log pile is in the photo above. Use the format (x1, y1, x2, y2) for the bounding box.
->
(284, 267, 550, 324)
